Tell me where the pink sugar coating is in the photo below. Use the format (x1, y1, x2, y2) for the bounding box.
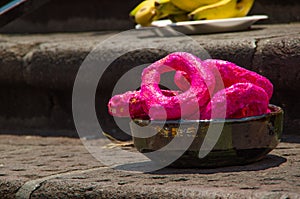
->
(174, 59, 273, 101)
(202, 83, 269, 119)
(174, 70, 190, 91)
(108, 52, 273, 120)
(173, 56, 215, 93)
(108, 90, 140, 117)
(140, 52, 215, 120)
(108, 90, 180, 119)
(203, 59, 273, 100)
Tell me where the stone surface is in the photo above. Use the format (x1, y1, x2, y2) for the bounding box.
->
(0, 135, 299, 198)
(0, 24, 299, 139)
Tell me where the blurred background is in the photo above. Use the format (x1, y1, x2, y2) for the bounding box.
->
(0, 0, 299, 33)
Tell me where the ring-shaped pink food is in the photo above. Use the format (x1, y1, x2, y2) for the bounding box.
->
(108, 90, 143, 118)
(202, 82, 269, 119)
(203, 59, 273, 100)
(140, 52, 215, 120)
(174, 70, 190, 91)
(175, 59, 273, 101)
(174, 56, 215, 92)
(108, 90, 180, 119)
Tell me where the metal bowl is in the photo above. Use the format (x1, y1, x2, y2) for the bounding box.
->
(131, 104, 283, 168)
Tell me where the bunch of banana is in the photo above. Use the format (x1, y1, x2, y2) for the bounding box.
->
(189, 0, 255, 20)
(170, 0, 220, 12)
(129, 0, 188, 26)
(130, 0, 255, 27)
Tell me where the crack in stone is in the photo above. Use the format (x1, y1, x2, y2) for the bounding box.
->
(250, 39, 259, 70)
(21, 42, 43, 86)
(15, 167, 107, 199)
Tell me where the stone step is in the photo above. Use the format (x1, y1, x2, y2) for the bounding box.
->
(0, 23, 299, 140)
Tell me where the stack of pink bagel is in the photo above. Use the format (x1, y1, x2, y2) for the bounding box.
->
(108, 52, 273, 120)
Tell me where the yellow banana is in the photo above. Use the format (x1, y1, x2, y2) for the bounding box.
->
(155, 0, 186, 19)
(235, 0, 255, 17)
(168, 13, 190, 22)
(133, 0, 157, 26)
(129, 0, 155, 17)
(189, 0, 238, 20)
(170, 0, 220, 12)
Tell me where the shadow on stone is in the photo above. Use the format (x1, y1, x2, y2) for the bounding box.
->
(113, 154, 286, 174)
(151, 154, 287, 174)
(281, 135, 300, 144)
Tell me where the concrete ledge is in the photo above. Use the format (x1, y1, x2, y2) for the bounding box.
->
(0, 23, 299, 139)
(0, 135, 300, 198)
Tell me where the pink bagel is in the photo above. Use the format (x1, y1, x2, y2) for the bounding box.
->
(174, 70, 190, 91)
(108, 90, 180, 119)
(174, 56, 215, 92)
(140, 52, 215, 120)
(203, 59, 273, 100)
(108, 90, 145, 118)
(202, 83, 269, 119)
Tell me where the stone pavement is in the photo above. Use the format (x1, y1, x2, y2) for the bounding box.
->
(0, 134, 300, 198)
(0, 23, 299, 140)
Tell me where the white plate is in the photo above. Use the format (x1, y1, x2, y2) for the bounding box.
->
(135, 15, 268, 35)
